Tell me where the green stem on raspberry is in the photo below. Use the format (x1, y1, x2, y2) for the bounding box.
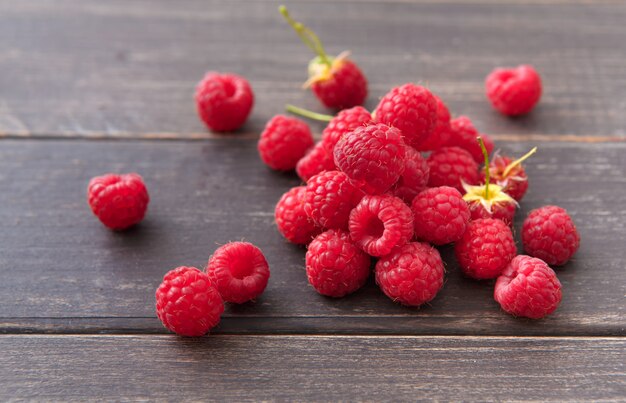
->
(279, 5, 332, 67)
(502, 147, 538, 178)
(286, 104, 333, 122)
(478, 137, 490, 197)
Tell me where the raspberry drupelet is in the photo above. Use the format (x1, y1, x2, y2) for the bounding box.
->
(258, 115, 314, 171)
(87, 173, 149, 230)
(522, 205, 580, 266)
(275, 186, 323, 245)
(155, 266, 224, 337)
(446, 116, 495, 163)
(206, 242, 270, 304)
(296, 142, 336, 183)
(306, 229, 371, 297)
(412, 186, 470, 245)
(195, 72, 254, 132)
(483, 148, 537, 201)
(486, 65, 542, 116)
(392, 146, 430, 204)
(412, 94, 452, 151)
(427, 147, 479, 192)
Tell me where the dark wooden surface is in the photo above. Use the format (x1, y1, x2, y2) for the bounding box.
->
(1, 0, 625, 400)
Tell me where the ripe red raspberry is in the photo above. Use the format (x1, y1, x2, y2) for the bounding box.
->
(155, 266, 224, 337)
(321, 106, 372, 153)
(306, 229, 371, 297)
(258, 115, 314, 171)
(296, 142, 336, 183)
(522, 206, 580, 266)
(466, 195, 517, 226)
(374, 83, 438, 148)
(275, 186, 322, 244)
(375, 242, 445, 307)
(195, 72, 254, 132)
(427, 147, 479, 192)
(455, 218, 516, 280)
(486, 65, 542, 116)
(412, 186, 470, 245)
(392, 146, 430, 204)
(87, 173, 149, 230)
(494, 255, 562, 319)
(304, 170, 365, 229)
(334, 123, 406, 194)
(349, 195, 414, 257)
(447, 116, 494, 163)
(482, 148, 537, 202)
(412, 95, 452, 151)
(206, 242, 270, 304)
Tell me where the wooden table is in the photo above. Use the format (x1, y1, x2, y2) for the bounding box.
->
(1, 1, 625, 400)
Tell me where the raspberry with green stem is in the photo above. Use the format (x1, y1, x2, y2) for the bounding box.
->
(482, 146, 537, 202)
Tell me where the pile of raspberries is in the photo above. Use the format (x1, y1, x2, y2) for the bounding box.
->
(86, 7, 578, 337)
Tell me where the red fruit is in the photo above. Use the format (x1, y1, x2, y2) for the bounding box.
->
(87, 173, 149, 230)
(483, 148, 537, 201)
(155, 266, 224, 337)
(275, 186, 323, 244)
(375, 242, 445, 307)
(392, 146, 430, 204)
(374, 83, 438, 148)
(321, 106, 372, 153)
(412, 186, 470, 245)
(447, 116, 494, 163)
(495, 255, 562, 319)
(412, 95, 452, 151)
(306, 229, 371, 297)
(296, 142, 336, 183)
(334, 123, 406, 194)
(349, 195, 414, 257)
(258, 115, 314, 171)
(427, 147, 479, 192)
(455, 218, 517, 280)
(195, 72, 254, 132)
(304, 170, 365, 229)
(522, 206, 580, 266)
(486, 65, 542, 116)
(206, 242, 270, 304)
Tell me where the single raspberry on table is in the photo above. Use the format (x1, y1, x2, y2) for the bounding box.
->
(87, 173, 149, 230)
(412, 94, 452, 151)
(427, 147, 479, 192)
(195, 72, 254, 132)
(155, 266, 224, 337)
(446, 116, 494, 163)
(304, 170, 365, 229)
(334, 123, 406, 195)
(483, 148, 537, 201)
(258, 115, 314, 171)
(392, 146, 430, 204)
(374, 83, 438, 148)
(375, 242, 445, 307)
(275, 186, 322, 244)
(494, 255, 562, 319)
(206, 242, 270, 304)
(455, 218, 517, 280)
(412, 186, 470, 245)
(522, 205, 580, 266)
(486, 64, 542, 116)
(321, 106, 372, 153)
(349, 194, 414, 257)
(296, 142, 336, 183)
(306, 229, 371, 297)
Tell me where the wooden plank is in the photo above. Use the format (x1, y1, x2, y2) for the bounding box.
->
(0, 335, 624, 400)
(0, 139, 624, 336)
(0, 0, 625, 138)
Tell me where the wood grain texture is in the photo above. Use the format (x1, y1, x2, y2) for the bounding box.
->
(0, 335, 624, 401)
(0, 0, 625, 138)
(0, 139, 624, 336)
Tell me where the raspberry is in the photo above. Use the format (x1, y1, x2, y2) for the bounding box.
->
(447, 116, 494, 163)
(296, 142, 336, 183)
(304, 170, 365, 229)
(455, 218, 516, 280)
(412, 186, 470, 245)
(412, 95, 452, 151)
(374, 83, 438, 148)
(258, 115, 314, 171)
(321, 106, 372, 153)
(349, 195, 414, 257)
(195, 72, 254, 132)
(87, 173, 149, 230)
(334, 123, 406, 194)
(155, 266, 224, 337)
(427, 147, 479, 192)
(275, 186, 322, 244)
(522, 206, 580, 266)
(392, 146, 430, 204)
(306, 229, 371, 297)
(494, 255, 562, 319)
(482, 147, 537, 202)
(466, 196, 516, 226)
(375, 242, 445, 307)
(486, 65, 542, 116)
(206, 242, 270, 304)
